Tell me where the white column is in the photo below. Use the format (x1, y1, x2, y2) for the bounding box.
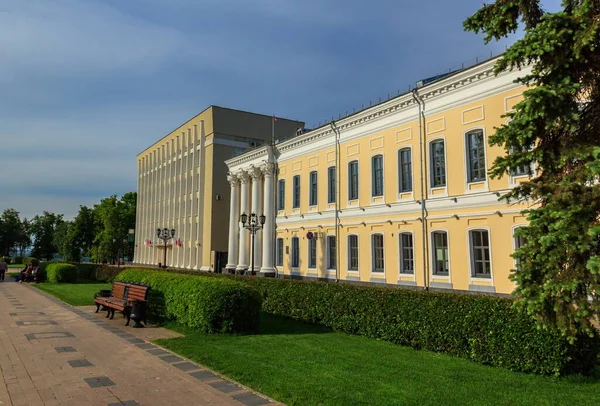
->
(226, 173, 240, 273)
(249, 166, 263, 274)
(236, 171, 250, 272)
(260, 163, 276, 277)
(196, 122, 207, 270)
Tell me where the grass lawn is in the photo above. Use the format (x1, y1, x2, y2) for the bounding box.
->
(33, 281, 112, 306)
(156, 313, 600, 406)
(8, 264, 24, 268)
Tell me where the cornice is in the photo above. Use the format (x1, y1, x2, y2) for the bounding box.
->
(225, 146, 270, 168)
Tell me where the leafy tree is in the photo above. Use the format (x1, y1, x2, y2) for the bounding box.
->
(16, 218, 31, 257)
(30, 211, 64, 260)
(92, 193, 136, 264)
(53, 221, 73, 261)
(464, 0, 600, 339)
(70, 205, 96, 259)
(0, 209, 24, 256)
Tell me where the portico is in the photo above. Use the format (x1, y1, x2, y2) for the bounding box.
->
(225, 146, 276, 277)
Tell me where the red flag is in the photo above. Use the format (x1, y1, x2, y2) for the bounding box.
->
(273, 116, 278, 122)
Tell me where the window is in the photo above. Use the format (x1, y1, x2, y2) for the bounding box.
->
(278, 180, 285, 211)
(510, 147, 533, 177)
(372, 234, 384, 272)
(309, 171, 318, 206)
(513, 228, 527, 270)
(398, 148, 412, 193)
(432, 231, 449, 275)
(328, 166, 336, 203)
(308, 237, 317, 268)
(399, 233, 414, 274)
(291, 237, 299, 268)
(348, 161, 359, 200)
(466, 130, 486, 182)
(348, 235, 359, 271)
(327, 235, 336, 269)
(372, 155, 384, 197)
(293, 175, 300, 208)
(470, 230, 491, 277)
(276, 238, 284, 266)
(430, 140, 446, 187)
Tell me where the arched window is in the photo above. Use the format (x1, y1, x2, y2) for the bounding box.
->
(398, 148, 412, 193)
(348, 161, 359, 200)
(372, 155, 384, 197)
(430, 140, 446, 187)
(466, 130, 486, 182)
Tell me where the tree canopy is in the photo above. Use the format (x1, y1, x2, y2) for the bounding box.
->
(465, 0, 600, 339)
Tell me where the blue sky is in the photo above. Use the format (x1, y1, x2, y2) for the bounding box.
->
(0, 0, 561, 220)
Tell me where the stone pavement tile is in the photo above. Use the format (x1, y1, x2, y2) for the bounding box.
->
(232, 392, 272, 406)
(147, 348, 169, 356)
(159, 354, 184, 363)
(173, 361, 200, 372)
(84, 376, 116, 388)
(135, 342, 156, 350)
(189, 370, 219, 381)
(208, 379, 242, 394)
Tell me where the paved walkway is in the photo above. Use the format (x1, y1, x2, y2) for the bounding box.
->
(0, 279, 276, 406)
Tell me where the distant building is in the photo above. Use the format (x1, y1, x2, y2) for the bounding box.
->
(133, 106, 304, 271)
(225, 57, 532, 295)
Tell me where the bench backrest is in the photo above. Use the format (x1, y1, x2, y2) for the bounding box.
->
(111, 281, 128, 300)
(126, 283, 149, 301)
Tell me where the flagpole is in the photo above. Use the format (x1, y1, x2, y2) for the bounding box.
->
(272, 113, 275, 145)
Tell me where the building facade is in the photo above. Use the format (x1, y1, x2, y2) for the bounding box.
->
(226, 58, 532, 295)
(134, 106, 303, 271)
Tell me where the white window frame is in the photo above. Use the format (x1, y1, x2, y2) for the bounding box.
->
(511, 224, 527, 269)
(371, 154, 385, 201)
(398, 231, 415, 275)
(291, 236, 300, 269)
(307, 236, 317, 269)
(371, 233, 385, 274)
(276, 238, 284, 267)
(347, 234, 359, 273)
(429, 229, 451, 279)
(326, 235, 337, 270)
(309, 171, 318, 207)
(462, 127, 490, 194)
(467, 227, 493, 281)
(348, 160, 360, 204)
(397, 147, 413, 199)
(428, 137, 448, 197)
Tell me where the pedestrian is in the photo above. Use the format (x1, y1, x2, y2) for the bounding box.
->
(0, 257, 7, 282)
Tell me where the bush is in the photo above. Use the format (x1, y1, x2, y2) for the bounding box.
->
(28, 257, 40, 267)
(12, 256, 23, 264)
(46, 263, 79, 283)
(96, 265, 124, 282)
(70, 263, 99, 280)
(146, 268, 599, 375)
(116, 268, 261, 334)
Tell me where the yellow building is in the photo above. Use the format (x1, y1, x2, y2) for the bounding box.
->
(225, 57, 532, 295)
(134, 106, 303, 271)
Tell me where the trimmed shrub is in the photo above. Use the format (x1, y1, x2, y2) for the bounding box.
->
(96, 265, 125, 282)
(12, 256, 23, 264)
(70, 263, 99, 281)
(28, 257, 40, 267)
(116, 268, 261, 334)
(46, 263, 79, 283)
(142, 268, 599, 375)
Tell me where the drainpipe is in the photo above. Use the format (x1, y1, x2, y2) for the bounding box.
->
(412, 89, 429, 291)
(330, 121, 340, 283)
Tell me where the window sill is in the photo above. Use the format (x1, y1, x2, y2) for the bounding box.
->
(429, 187, 447, 198)
(470, 276, 492, 281)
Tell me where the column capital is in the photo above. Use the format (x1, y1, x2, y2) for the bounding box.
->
(249, 165, 263, 180)
(237, 170, 251, 184)
(227, 172, 238, 186)
(260, 162, 275, 177)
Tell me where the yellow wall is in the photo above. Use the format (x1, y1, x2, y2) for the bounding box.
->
(274, 86, 530, 295)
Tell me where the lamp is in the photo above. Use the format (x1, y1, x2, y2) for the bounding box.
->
(259, 214, 266, 225)
(240, 212, 248, 224)
(240, 212, 265, 276)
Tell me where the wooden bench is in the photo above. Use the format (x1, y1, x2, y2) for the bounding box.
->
(94, 281, 149, 326)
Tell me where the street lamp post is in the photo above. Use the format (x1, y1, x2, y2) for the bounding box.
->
(156, 228, 176, 269)
(240, 212, 265, 275)
(112, 238, 117, 266)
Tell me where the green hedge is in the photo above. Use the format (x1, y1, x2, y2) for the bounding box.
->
(46, 263, 79, 283)
(116, 269, 261, 334)
(12, 256, 23, 264)
(152, 269, 599, 375)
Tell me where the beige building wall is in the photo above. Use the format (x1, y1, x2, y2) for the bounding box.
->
(134, 106, 304, 270)
(227, 57, 531, 295)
